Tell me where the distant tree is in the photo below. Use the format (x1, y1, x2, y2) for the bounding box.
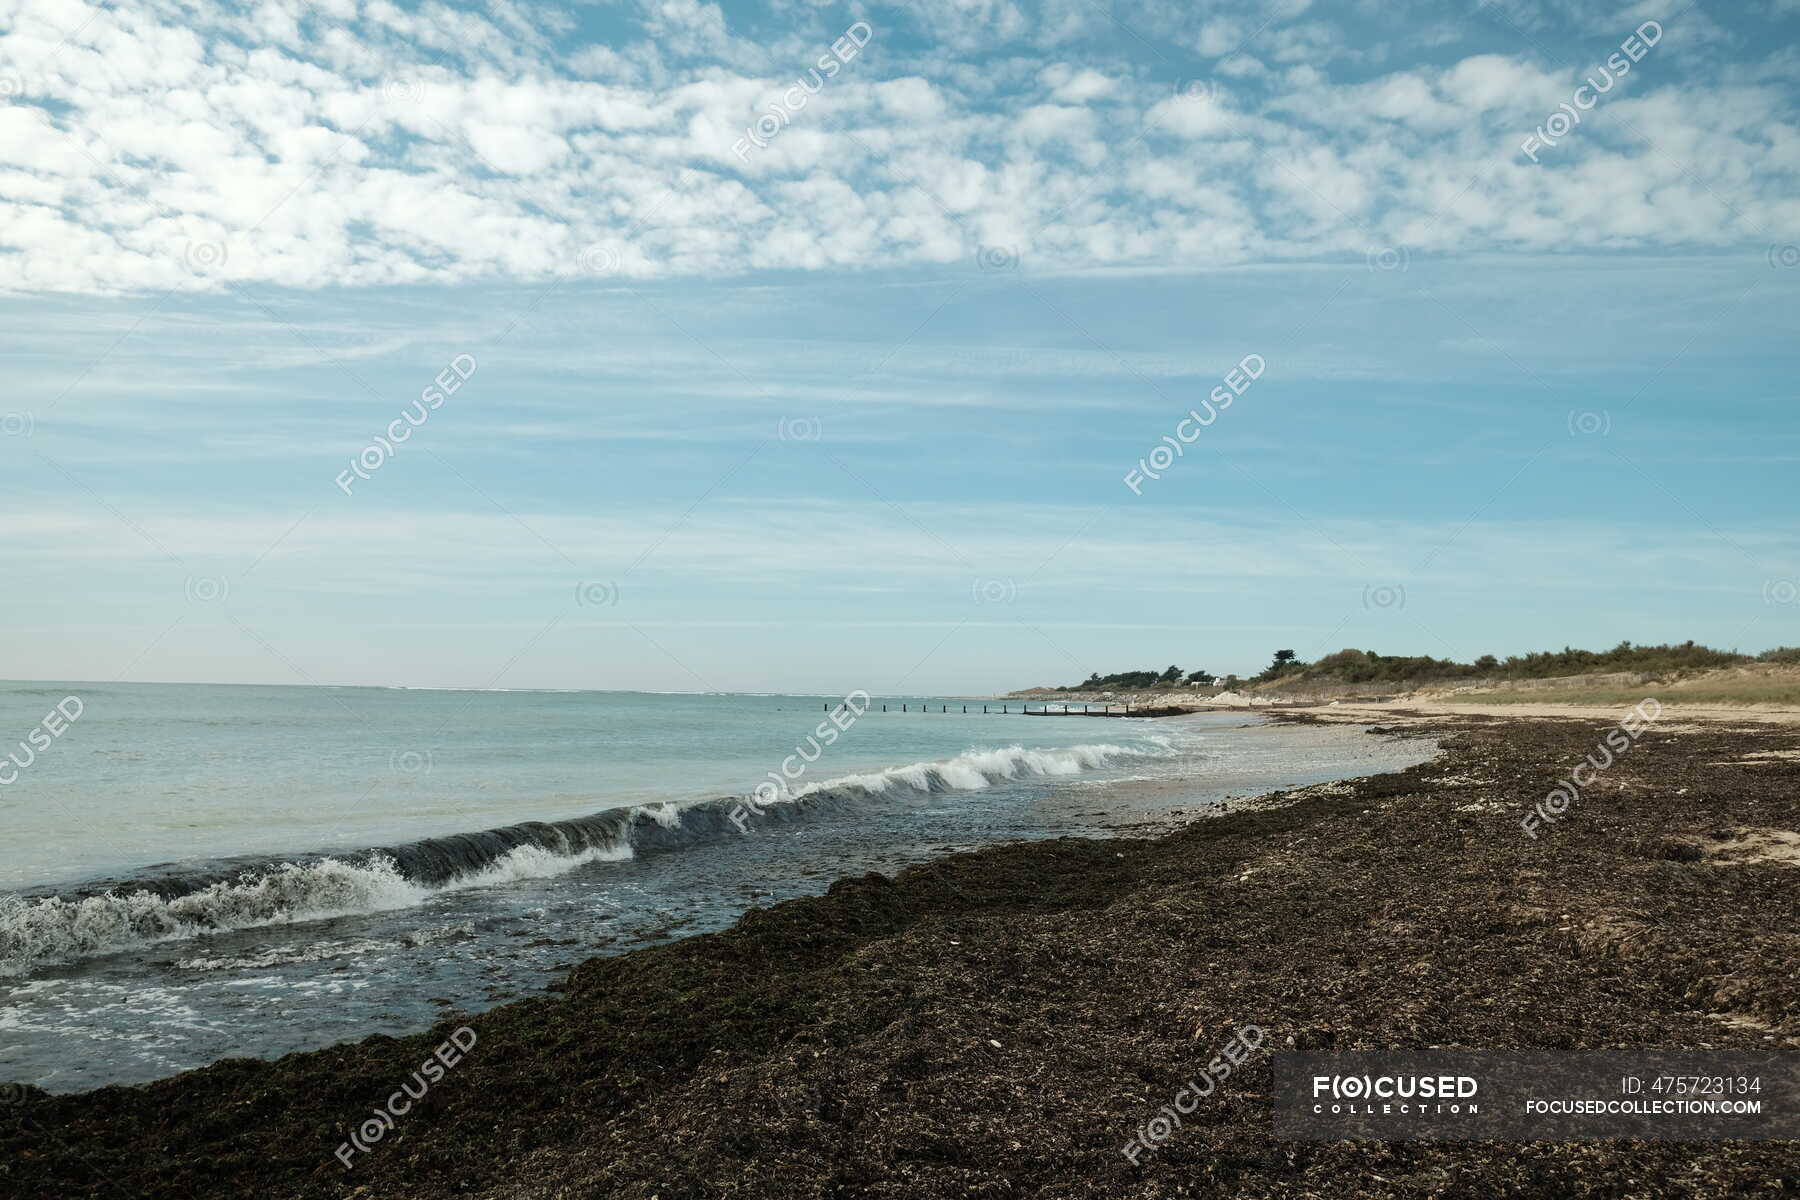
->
(1069, 668, 1163, 690)
(1245, 648, 1310, 685)
(1059, 640, 1756, 695)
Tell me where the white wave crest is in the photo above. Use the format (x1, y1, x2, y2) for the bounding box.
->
(0, 842, 634, 978)
(450, 842, 633, 887)
(793, 741, 1159, 800)
(630, 801, 684, 830)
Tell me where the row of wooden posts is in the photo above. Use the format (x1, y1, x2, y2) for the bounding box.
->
(825, 702, 1136, 715)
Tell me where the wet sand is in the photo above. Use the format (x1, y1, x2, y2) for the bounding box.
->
(4, 708, 1798, 1197)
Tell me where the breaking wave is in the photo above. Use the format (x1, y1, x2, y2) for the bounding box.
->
(0, 739, 1158, 976)
(790, 741, 1155, 799)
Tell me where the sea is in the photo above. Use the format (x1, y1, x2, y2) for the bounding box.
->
(0, 680, 1435, 1093)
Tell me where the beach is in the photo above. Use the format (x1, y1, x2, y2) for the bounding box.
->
(5, 705, 1796, 1197)
(10, 0, 1795, 1191)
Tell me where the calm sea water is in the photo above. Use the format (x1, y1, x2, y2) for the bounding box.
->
(0, 681, 1434, 1092)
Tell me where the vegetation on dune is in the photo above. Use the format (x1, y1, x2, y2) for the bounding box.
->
(1048, 642, 1800, 693)
(1071, 666, 1211, 690)
(1490, 641, 1755, 679)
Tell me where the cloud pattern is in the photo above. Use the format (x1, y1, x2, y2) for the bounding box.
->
(0, 0, 1794, 294)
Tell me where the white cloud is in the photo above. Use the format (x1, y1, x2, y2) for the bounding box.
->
(1440, 54, 1558, 113)
(1040, 65, 1117, 104)
(1146, 90, 1241, 138)
(875, 77, 947, 123)
(0, 0, 1792, 295)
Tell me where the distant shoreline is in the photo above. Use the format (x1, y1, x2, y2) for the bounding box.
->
(1008, 658, 1800, 717)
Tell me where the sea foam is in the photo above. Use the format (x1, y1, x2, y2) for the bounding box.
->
(0, 739, 1155, 975)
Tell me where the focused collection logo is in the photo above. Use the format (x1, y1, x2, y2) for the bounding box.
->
(1310, 1072, 1480, 1115)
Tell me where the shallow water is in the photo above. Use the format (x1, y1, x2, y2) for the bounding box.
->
(0, 682, 1433, 1092)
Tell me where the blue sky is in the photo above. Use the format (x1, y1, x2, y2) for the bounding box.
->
(2, 0, 1798, 693)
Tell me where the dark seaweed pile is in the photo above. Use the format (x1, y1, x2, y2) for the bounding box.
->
(4, 712, 1797, 1198)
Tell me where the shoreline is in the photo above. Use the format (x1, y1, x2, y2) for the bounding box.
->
(5, 708, 1798, 1197)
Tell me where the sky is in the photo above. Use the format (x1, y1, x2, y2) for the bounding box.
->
(2, 0, 1798, 695)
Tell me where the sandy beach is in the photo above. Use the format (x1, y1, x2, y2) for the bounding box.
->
(5, 705, 1796, 1198)
(1314, 697, 1800, 728)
